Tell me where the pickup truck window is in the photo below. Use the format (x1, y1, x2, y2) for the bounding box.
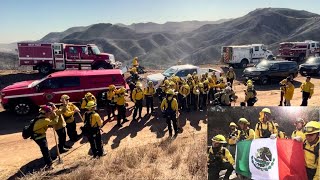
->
(175, 69, 196, 77)
(270, 64, 279, 70)
(39, 77, 80, 90)
(163, 67, 177, 77)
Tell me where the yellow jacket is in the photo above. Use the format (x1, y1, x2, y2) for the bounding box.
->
(303, 138, 319, 171)
(279, 79, 287, 91)
(130, 67, 138, 74)
(132, 88, 144, 102)
(244, 89, 255, 102)
(107, 90, 116, 101)
(300, 82, 314, 96)
(53, 105, 67, 130)
(115, 93, 126, 106)
(277, 131, 285, 139)
(254, 121, 278, 138)
(209, 81, 216, 89)
(226, 71, 236, 79)
(213, 82, 226, 89)
(33, 115, 59, 140)
(284, 83, 294, 100)
(193, 87, 200, 95)
(82, 111, 102, 128)
(291, 129, 306, 141)
(144, 86, 155, 96)
(187, 80, 195, 90)
(62, 103, 77, 123)
(160, 97, 178, 112)
(133, 58, 138, 66)
(179, 84, 190, 96)
(208, 146, 235, 166)
(237, 129, 255, 141)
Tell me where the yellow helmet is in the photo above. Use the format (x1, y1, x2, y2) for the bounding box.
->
(261, 108, 271, 114)
(164, 80, 170, 85)
(134, 57, 138, 60)
(148, 81, 153, 85)
(166, 89, 175, 95)
(304, 121, 320, 135)
(85, 92, 93, 98)
(274, 123, 279, 127)
(219, 77, 224, 81)
(109, 84, 116, 90)
(60, 94, 70, 101)
(117, 87, 126, 94)
(229, 122, 237, 127)
(238, 118, 250, 125)
(198, 83, 204, 88)
(136, 82, 142, 88)
(208, 77, 212, 81)
(85, 101, 97, 109)
(204, 80, 209, 84)
(247, 79, 253, 84)
(187, 74, 192, 79)
(211, 134, 227, 143)
(295, 118, 305, 125)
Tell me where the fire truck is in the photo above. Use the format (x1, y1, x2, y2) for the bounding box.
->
(277, 40, 320, 62)
(221, 44, 274, 68)
(18, 42, 121, 74)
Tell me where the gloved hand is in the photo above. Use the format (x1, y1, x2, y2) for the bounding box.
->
(293, 136, 303, 142)
(270, 134, 277, 139)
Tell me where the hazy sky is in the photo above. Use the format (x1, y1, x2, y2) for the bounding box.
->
(1, 0, 319, 43)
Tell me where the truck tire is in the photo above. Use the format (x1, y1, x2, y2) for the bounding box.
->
(93, 63, 113, 70)
(260, 76, 269, 85)
(12, 100, 34, 115)
(240, 59, 249, 68)
(298, 54, 305, 62)
(267, 55, 273, 60)
(38, 64, 52, 75)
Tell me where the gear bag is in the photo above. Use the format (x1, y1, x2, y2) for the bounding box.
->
(22, 117, 42, 139)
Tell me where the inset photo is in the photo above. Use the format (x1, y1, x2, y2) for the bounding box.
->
(207, 107, 320, 180)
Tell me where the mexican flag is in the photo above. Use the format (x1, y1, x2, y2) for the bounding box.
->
(235, 139, 307, 180)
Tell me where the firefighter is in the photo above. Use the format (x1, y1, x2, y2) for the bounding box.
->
(114, 87, 128, 127)
(32, 105, 59, 168)
(292, 118, 306, 141)
(284, 79, 295, 106)
(244, 83, 257, 106)
(208, 135, 234, 180)
(186, 74, 195, 109)
(106, 85, 116, 120)
(60, 95, 81, 142)
(82, 101, 105, 158)
(301, 121, 320, 180)
(178, 81, 190, 112)
(279, 77, 290, 106)
(132, 82, 144, 121)
(211, 72, 218, 84)
(274, 123, 286, 139)
(208, 77, 216, 102)
(200, 74, 207, 82)
(214, 87, 237, 106)
(194, 75, 200, 85)
(144, 81, 155, 114)
(213, 77, 226, 92)
(300, 76, 314, 106)
(237, 118, 255, 141)
(192, 84, 200, 110)
(161, 89, 179, 137)
(132, 57, 139, 67)
(226, 67, 236, 87)
(199, 82, 209, 111)
(254, 108, 278, 139)
(129, 67, 139, 83)
(81, 92, 97, 110)
(227, 122, 239, 158)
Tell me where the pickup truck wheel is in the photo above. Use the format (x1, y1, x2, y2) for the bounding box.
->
(260, 76, 269, 85)
(267, 55, 273, 60)
(240, 59, 248, 68)
(13, 101, 33, 115)
(39, 64, 51, 75)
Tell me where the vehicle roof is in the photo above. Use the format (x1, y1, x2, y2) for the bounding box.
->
(223, 44, 264, 48)
(265, 60, 296, 64)
(48, 69, 122, 78)
(170, 64, 198, 69)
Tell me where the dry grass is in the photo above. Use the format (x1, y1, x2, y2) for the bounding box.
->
(19, 134, 207, 180)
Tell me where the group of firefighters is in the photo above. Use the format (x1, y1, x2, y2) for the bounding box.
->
(208, 108, 320, 180)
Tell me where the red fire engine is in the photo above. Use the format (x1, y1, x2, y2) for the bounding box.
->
(18, 43, 121, 74)
(277, 40, 320, 61)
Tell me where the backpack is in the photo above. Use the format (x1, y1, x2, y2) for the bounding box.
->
(22, 117, 41, 139)
(303, 140, 319, 164)
(257, 121, 275, 138)
(239, 129, 250, 141)
(81, 112, 94, 136)
(164, 98, 175, 116)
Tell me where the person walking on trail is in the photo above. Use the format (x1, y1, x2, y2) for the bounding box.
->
(237, 118, 255, 141)
(291, 118, 306, 142)
(226, 67, 236, 87)
(208, 134, 234, 180)
(32, 105, 59, 168)
(80, 92, 97, 110)
(82, 101, 105, 158)
(161, 89, 179, 138)
(293, 121, 320, 180)
(300, 76, 314, 106)
(227, 122, 239, 158)
(114, 87, 128, 127)
(279, 76, 290, 106)
(60, 95, 81, 142)
(274, 123, 286, 139)
(284, 78, 295, 106)
(178, 81, 190, 112)
(106, 85, 116, 120)
(244, 83, 257, 106)
(132, 82, 144, 121)
(254, 108, 278, 139)
(144, 81, 156, 114)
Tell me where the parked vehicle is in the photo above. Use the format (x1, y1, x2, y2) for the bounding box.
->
(146, 64, 221, 88)
(222, 44, 273, 68)
(17, 42, 121, 74)
(299, 57, 320, 76)
(0, 70, 128, 115)
(277, 40, 320, 62)
(243, 60, 298, 85)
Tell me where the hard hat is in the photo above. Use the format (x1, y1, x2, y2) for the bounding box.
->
(109, 84, 116, 90)
(261, 108, 271, 114)
(85, 101, 97, 109)
(136, 82, 142, 88)
(187, 74, 192, 79)
(134, 57, 138, 60)
(304, 121, 320, 135)
(60, 94, 70, 101)
(211, 134, 227, 144)
(148, 81, 153, 85)
(192, 72, 197, 75)
(85, 92, 93, 98)
(295, 118, 305, 125)
(229, 122, 237, 127)
(166, 89, 175, 95)
(205, 72, 208, 75)
(164, 80, 170, 85)
(208, 77, 212, 81)
(198, 83, 204, 88)
(238, 118, 250, 125)
(225, 86, 232, 93)
(204, 80, 209, 84)
(39, 105, 53, 114)
(229, 67, 234, 70)
(117, 87, 126, 94)
(170, 81, 175, 86)
(220, 77, 224, 81)
(247, 79, 253, 84)
(274, 123, 279, 127)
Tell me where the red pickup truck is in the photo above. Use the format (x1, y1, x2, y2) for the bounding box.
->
(0, 69, 128, 115)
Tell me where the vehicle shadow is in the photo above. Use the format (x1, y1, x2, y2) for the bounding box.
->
(0, 72, 44, 89)
(0, 111, 35, 135)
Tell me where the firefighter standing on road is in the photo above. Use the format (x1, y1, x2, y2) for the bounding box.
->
(114, 87, 128, 127)
(300, 76, 314, 106)
(144, 81, 155, 114)
(81, 92, 97, 110)
(208, 135, 234, 180)
(226, 67, 236, 87)
(132, 82, 144, 121)
(32, 105, 59, 168)
(161, 89, 179, 137)
(83, 101, 105, 158)
(106, 85, 116, 120)
(254, 108, 278, 139)
(60, 95, 81, 142)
